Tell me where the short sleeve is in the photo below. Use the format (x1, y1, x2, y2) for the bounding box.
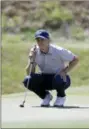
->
(59, 48, 76, 62)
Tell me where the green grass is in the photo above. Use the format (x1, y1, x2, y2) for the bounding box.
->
(2, 31, 35, 44)
(2, 41, 89, 94)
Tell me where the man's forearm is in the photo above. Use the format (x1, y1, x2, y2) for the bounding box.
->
(26, 63, 36, 75)
(26, 65, 30, 75)
(30, 63, 36, 74)
(63, 56, 79, 73)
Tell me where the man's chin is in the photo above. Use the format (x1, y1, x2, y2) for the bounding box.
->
(40, 50, 47, 54)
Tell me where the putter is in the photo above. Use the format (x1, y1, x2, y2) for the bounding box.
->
(19, 45, 36, 108)
(19, 76, 30, 107)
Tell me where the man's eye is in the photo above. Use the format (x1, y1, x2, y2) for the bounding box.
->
(40, 39, 44, 41)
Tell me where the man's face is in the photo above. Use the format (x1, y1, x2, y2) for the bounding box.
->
(36, 38, 49, 53)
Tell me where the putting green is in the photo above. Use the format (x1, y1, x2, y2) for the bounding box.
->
(2, 120, 89, 128)
(2, 88, 89, 128)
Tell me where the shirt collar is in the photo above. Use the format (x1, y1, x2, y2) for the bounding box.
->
(48, 45, 52, 54)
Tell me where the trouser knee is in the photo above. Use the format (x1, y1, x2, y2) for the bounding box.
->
(52, 74, 71, 89)
(52, 75, 65, 90)
(22, 73, 44, 91)
(22, 76, 33, 90)
(52, 74, 71, 97)
(23, 74, 47, 99)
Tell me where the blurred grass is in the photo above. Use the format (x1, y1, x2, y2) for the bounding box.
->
(2, 37, 89, 94)
(2, 31, 35, 44)
(2, 1, 89, 41)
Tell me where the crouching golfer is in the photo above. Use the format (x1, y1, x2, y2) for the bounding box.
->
(23, 29, 79, 107)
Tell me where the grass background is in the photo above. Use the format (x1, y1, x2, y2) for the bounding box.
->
(2, 35, 89, 94)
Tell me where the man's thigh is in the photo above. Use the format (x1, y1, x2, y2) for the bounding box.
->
(52, 74, 71, 90)
(42, 74, 54, 90)
(23, 73, 44, 90)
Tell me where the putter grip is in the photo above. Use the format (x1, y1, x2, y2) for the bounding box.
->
(29, 45, 36, 74)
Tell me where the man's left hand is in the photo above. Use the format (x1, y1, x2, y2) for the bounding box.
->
(59, 70, 67, 82)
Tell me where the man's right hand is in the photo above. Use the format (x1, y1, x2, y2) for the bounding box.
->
(29, 45, 36, 60)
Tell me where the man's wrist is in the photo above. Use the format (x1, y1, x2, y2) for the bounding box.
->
(63, 66, 69, 74)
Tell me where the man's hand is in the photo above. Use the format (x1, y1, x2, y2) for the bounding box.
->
(26, 45, 37, 75)
(59, 56, 79, 82)
(29, 45, 36, 62)
(59, 70, 67, 82)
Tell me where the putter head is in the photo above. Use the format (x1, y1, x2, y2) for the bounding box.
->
(19, 100, 25, 108)
(19, 104, 24, 108)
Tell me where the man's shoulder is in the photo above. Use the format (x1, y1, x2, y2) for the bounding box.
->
(50, 44, 64, 51)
